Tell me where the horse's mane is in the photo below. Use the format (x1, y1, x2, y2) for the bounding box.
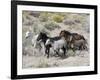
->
(64, 30, 71, 35)
(40, 32, 48, 37)
(60, 30, 71, 35)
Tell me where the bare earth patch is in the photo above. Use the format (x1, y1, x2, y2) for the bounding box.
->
(22, 51, 89, 68)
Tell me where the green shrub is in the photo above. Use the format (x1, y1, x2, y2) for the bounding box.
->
(29, 12, 40, 17)
(44, 21, 60, 31)
(53, 14, 64, 23)
(39, 12, 49, 22)
(37, 59, 51, 68)
(32, 22, 44, 35)
(41, 29, 49, 35)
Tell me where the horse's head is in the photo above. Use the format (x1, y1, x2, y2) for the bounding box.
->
(37, 32, 48, 42)
(59, 30, 72, 42)
(60, 30, 70, 37)
(25, 31, 32, 39)
(59, 30, 65, 37)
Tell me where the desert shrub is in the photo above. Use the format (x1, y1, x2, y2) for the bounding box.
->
(67, 50, 76, 57)
(44, 21, 60, 31)
(22, 15, 34, 26)
(82, 15, 90, 33)
(22, 46, 33, 56)
(39, 12, 49, 22)
(37, 63, 50, 68)
(74, 19, 81, 23)
(72, 14, 89, 25)
(39, 17, 47, 22)
(29, 11, 40, 17)
(41, 28, 50, 35)
(24, 21, 34, 26)
(32, 22, 44, 35)
(52, 14, 64, 23)
(37, 59, 51, 68)
(32, 21, 50, 35)
(63, 19, 75, 25)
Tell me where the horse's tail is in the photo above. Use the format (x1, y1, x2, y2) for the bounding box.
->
(81, 35, 88, 45)
(84, 39, 89, 51)
(84, 39, 88, 45)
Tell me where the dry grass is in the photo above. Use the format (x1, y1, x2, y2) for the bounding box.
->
(22, 11, 90, 68)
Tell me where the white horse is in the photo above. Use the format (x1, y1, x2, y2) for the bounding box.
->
(25, 31, 32, 39)
(25, 31, 45, 56)
(32, 34, 46, 56)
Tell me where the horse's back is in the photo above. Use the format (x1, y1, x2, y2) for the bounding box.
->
(50, 36, 61, 41)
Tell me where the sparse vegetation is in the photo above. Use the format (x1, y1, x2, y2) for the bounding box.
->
(39, 12, 49, 22)
(44, 21, 60, 31)
(29, 11, 40, 17)
(63, 19, 75, 25)
(52, 14, 64, 23)
(22, 11, 90, 68)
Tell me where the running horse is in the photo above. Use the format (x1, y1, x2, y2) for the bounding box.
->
(59, 30, 88, 52)
(37, 32, 67, 58)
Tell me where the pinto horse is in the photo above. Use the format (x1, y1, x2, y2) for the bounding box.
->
(37, 32, 67, 58)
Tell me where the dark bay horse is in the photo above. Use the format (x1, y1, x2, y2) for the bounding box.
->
(59, 30, 88, 52)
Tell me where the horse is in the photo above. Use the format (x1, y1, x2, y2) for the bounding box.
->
(59, 30, 88, 53)
(25, 31, 44, 56)
(59, 30, 86, 42)
(32, 34, 46, 56)
(37, 32, 67, 58)
(25, 31, 32, 39)
(45, 37, 67, 58)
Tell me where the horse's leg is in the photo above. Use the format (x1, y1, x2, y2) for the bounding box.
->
(54, 50, 59, 57)
(47, 48, 50, 58)
(45, 48, 48, 56)
(41, 43, 45, 55)
(77, 50, 81, 56)
(38, 45, 42, 52)
(76, 45, 82, 56)
(45, 47, 50, 58)
(44, 48, 47, 56)
(72, 48, 76, 56)
(85, 45, 88, 51)
(63, 48, 66, 57)
(61, 47, 66, 57)
(70, 43, 76, 56)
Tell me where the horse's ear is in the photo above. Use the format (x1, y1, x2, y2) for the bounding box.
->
(39, 32, 43, 35)
(60, 30, 63, 34)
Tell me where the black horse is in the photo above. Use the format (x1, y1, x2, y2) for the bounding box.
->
(37, 32, 67, 58)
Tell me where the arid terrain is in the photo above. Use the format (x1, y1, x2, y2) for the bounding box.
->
(22, 11, 90, 68)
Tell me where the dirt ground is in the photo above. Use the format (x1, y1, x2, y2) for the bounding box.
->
(22, 11, 90, 68)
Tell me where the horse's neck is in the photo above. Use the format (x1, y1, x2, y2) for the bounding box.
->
(43, 36, 49, 45)
(61, 37, 65, 40)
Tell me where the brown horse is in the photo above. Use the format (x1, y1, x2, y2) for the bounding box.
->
(59, 30, 88, 52)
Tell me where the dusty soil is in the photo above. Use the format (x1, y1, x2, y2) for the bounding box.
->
(22, 11, 90, 68)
